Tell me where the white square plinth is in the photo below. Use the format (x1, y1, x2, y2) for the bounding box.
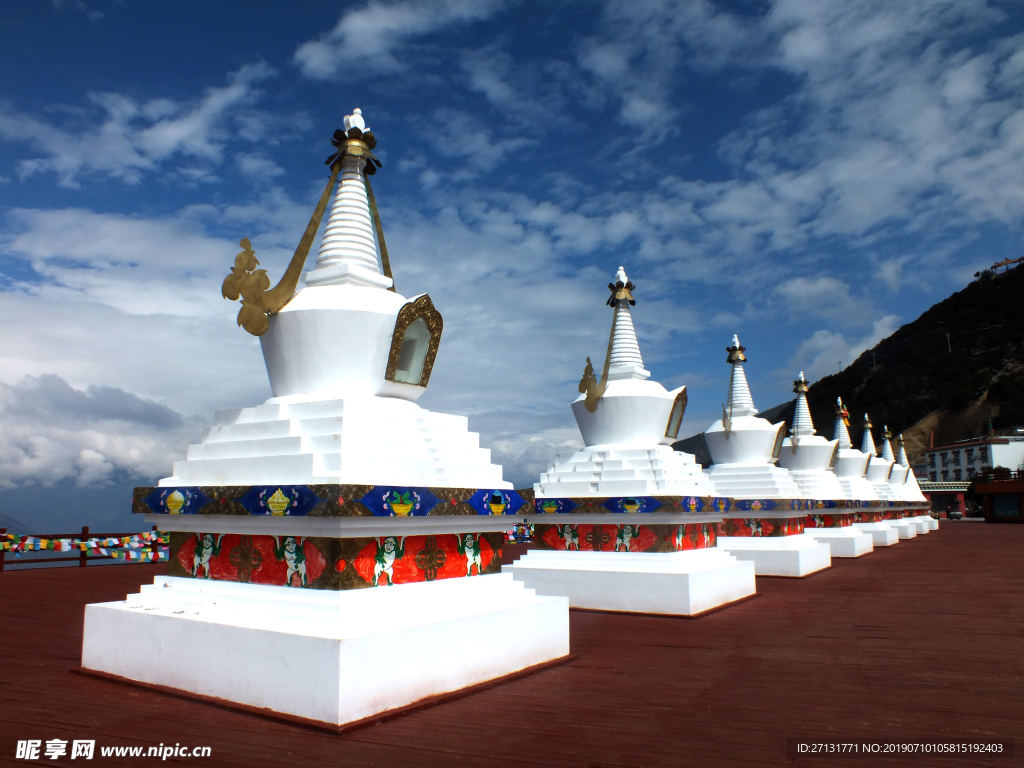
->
(852, 522, 900, 547)
(82, 574, 569, 727)
(926, 516, 939, 531)
(906, 515, 932, 534)
(885, 519, 917, 539)
(503, 548, 756, 616)
(716, 533, 831, 577)
(805, 527, 874, 558)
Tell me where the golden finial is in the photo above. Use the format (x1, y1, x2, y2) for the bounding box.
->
(726, 334, 746, 363)
(606, 265, 636, 307)
(882, 425, 892, 441)
(793, 371, 809, 394)
(835, 397, 850, 426)
(863, 413, 873, 430)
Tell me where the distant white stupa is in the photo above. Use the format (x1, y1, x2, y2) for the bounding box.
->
(703, 336, 802, 498)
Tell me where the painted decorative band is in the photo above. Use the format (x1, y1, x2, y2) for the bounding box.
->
(135, 484, 529, 518)
(533, 522, 717, 552)
(168, 531, 503, 590)
(719, 517, 805, 537)
(803, 512, 854, 529)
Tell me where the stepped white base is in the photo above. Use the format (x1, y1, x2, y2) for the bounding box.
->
(804, 527, 873, 557)
(706, 463, 802, 499)
(785, 470, 846, 501)
(161, 395, 508, 488)
(81, 574, 568, 727)
(852, 522, 899, 547)
(535, 445, 714, 497)
(886, 519, 917, 539)
(926, 516, 938, 531)
(716, 533, 831, 577)
(503, 548, 755, 616)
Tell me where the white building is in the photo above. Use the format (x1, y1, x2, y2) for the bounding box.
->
(921, 430, 1024, 482)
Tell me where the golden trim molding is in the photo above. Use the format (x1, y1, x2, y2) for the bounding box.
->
(384, 294, 443, 388)
(664, 388, 688, 439)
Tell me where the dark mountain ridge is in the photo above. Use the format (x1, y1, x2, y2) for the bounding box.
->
(759, 264, 1024, 461)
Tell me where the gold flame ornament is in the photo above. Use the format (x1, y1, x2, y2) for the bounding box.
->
(222, 114, 392, 336)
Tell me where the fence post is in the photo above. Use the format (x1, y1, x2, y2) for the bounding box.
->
(80, 525, 89, 568)
(0, 527, 6, 573)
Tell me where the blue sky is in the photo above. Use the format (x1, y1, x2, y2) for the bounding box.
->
(2, 0, 1024, 530)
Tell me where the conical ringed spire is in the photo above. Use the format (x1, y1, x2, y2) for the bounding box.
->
(606, 266, 650, 381)
(790, 371, 815, 438)
(896, 434, 909, 467)
(724, 334, 757, 418)
(833, 397, 852, 449)
(306, 107, 392, 290)
(860, 414, 877, 455)
(880, 425, 895, 462)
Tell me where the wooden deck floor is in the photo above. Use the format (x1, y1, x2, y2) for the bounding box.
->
(1, 523, 1021, 767)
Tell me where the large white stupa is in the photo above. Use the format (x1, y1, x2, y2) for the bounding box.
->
(506, 268, 755, 617)
(162, 109, 506, 491)
(830, 398, 898, 547)
(704, 337, 802, 498)
(776, 375, 872, 558)
(534, 267, 713, 498)
(882, 430, 931, 534)
(704, 337, 831, 577)
(895, 435, 937, 531)
(861, 416, 916, 540)
(82, 110, 568, 729)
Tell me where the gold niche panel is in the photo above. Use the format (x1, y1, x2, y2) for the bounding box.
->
(384, 295, 443, 388)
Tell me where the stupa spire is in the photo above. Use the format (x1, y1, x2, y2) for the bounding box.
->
(896, 434, 909, 466)
(606, 266, 650, 381)
(724, 335, 757, 418)
(880, 426, 895, 462)
(833, 397, 852, 449)
(306, 108, 393, 290)
(860, 414, 877, 455)
(790, 371, 815, 438)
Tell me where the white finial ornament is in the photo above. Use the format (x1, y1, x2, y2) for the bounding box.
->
(343, 108, 366, 133)
(616, 265, 628, 284)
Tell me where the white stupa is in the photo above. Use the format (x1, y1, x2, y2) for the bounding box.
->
(775, 373, 844, 498)
(534, 267, 714, 497)
(832, 399, 899, 547)
(776, 375, 872, 558)
(897, 436, 937, 532)
(161, 109, 508, 491)
(862, 416, 916, 540)
(506, 268, 755, 616)
(83, 110, 568, 729)
(704, 336, 802, 498)
(706, 337, 830, 577)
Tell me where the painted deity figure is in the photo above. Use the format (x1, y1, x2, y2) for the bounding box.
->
(192, 533, 222, 578)
(274, 536, 307, 587)
(456, 533, 484, 576)
(558, 524, 579, 551)
(373, 536, 405, 586)
(615, 524, 639, 552)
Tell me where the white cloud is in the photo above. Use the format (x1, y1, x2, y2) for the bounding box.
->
(0, 63, 276, 187)
(792, 314, 900, 382)
(0, 375, 203, 488)
(293, 0, 506, 78)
